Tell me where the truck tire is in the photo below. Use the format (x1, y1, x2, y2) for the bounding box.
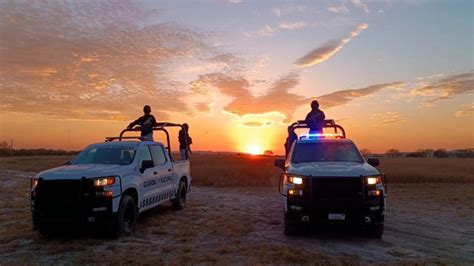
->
(110, 195, 137, 237)
(367, 223, 384, 238)
(283, 216, 299, 236)
(38, 227, 53, 238)
(172, 180, 187, 210)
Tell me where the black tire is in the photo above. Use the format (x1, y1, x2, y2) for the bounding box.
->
(172, 180, 187, 210)
(110, 195, 137, 238)
(367, 223, 384, 238)
(284, 215, 300, 236)
(38, 227, 53, 238)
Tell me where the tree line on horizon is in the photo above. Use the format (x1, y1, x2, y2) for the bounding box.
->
(1, 141, 473, 158)
(0, 141, 78, 156)
(360, 148, 474, 158)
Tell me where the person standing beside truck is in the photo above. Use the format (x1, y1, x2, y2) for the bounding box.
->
(284, 126, 298, 158)
(305, 100, 325, 134)
(127, 105, 157, 141)
(178, 123, 192, 160)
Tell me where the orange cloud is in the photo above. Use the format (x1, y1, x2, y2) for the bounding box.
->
(371, 112, 405, 127)
(190, 70, 402, 122)
(455, 104, 474, 117)
(191, 72, 303, 121)
(0, 1, 211, 121)
(294, 23, 368, 68)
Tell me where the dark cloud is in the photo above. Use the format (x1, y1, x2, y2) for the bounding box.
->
(191, 72, 303, 121)
(316, 82, 403, 108)
(0, 1, 210, 121)
(294, 23, 368, 68)
(190, 71, 401, 121)
(411, 71, 473, 105)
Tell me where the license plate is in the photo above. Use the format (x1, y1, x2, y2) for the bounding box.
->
(328, 213, 345, 220)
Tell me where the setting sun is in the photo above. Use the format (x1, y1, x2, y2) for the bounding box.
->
(245, 145, 263, 155)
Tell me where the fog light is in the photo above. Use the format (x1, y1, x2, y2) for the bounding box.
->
(368, 190, 382, 197)
(301, 216, 310, 222)
(288, 189, 303, 196)
(95, 191, 113, 198)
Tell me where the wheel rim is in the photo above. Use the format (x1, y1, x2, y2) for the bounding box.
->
(123, 203, 135, 231)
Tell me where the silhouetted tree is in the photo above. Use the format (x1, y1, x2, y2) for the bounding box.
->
(360, 148, 371, 157)
(263, 150, 274, 156)
(385, 149, 400, 158)
(433, 149, 448, 158)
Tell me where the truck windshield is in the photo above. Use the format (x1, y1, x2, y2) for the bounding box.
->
(73, 146, 136, 165)
(291, 142, 363, 163)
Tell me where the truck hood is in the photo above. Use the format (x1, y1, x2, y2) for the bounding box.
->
(288, 162, 380, 177)
(36, 164, 132, 180)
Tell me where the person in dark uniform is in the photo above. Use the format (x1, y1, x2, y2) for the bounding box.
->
(284, 126, 298, 157)
(178, 123, 192, 160)
(127, 105, 157, 141)
(305, 100, 325, 134)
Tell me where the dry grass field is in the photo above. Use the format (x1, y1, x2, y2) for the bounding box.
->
(2, 154, 471, 185)
(0, 154, 473, 264)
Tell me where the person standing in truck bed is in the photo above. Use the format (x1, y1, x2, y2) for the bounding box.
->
(178, 123, 192, 160)
(127, 105, 158, 141)
(305, 100, 325, 134)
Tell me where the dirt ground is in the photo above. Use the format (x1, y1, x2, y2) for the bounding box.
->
(1, 170, 473, 265)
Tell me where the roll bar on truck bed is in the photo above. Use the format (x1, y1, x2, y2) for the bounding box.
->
(289, 119, 346, 139)
(105, 122, 188, 160)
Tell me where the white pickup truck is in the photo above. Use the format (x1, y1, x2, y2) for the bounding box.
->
(275, 120, 387, 238)
(30, 123, 191, 237)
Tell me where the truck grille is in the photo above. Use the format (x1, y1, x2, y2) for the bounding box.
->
(309, 177, 364, 221)
(312, 177, 362, 199)
(35, 180, 82, 221)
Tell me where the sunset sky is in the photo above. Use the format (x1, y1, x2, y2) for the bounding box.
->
(0, 0, 472, 154)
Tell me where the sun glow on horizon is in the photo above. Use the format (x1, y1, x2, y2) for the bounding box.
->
(245, 145, 263, 155)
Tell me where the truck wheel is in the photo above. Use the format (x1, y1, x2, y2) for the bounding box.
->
(367, 223, 384, 238)
(172, 180, 187, 210)
(38, 227, 53, 238)
(111, 195, 137, 237)
(284, 216, 299, 236)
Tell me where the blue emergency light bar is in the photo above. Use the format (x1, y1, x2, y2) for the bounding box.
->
(299, 133, 344, 140)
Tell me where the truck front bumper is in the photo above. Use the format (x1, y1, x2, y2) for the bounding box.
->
(286, 196, 384, 226)
(31, 179, 121, 231)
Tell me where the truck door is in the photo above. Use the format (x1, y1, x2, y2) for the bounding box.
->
(137, 145, 157, 209)
(149, 144, 174, 203)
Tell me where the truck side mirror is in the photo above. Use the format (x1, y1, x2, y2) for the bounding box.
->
(274, 159, 285, 169)
(140, 160, 155, 173)
(367, 158, 379, 167)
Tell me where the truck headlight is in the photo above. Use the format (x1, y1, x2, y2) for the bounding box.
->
(288, 176, 303, 185)
(366, 176, 381, 185)
(93, 176, 116, 187)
